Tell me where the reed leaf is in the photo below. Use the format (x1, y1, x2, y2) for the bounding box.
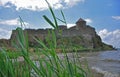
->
(43, 15, 56, 29)
(45, 0, 58, 29)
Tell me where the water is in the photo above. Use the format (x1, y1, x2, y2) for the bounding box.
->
(100, 50, 120, 61)
(87, 50, 120, 77)
(32, 50, 120, 77)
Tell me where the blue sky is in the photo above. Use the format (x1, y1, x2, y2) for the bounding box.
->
(0, 0, 120, 48)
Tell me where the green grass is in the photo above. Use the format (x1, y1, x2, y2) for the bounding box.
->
(0, 0, 88, 77)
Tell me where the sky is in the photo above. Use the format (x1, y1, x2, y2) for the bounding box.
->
(0, 0, 120, 48)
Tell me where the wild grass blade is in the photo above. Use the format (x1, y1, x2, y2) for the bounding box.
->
(0, 49, 15, 77)
(60, 10, 67, 25)
(45, 0, 58, 29)
(56, 17, 66, 24)
(43, 15, 56, 29)
(52, 30, 57, 49)
(16, 23, 42, 76)
(34, 37, 48, 50)
(56, 10, 67, 26)
(19, 16, 26, 29)
(65, 54, 74, 77)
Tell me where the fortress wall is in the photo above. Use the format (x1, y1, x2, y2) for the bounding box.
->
(0, 18, 114, 50)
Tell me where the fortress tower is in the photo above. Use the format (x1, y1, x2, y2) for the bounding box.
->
(76, 18, 86, 29)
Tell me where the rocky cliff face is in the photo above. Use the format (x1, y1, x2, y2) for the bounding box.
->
(0, 18, 114, 50)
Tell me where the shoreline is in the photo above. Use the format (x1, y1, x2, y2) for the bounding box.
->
(80, 51, 120, 77)
(57, 50, 120, 77)
(12, 50, 120, 77)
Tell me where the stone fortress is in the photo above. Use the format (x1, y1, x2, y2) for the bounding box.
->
(0, 18, 113, 50)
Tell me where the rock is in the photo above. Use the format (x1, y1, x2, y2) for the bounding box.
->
(0, 18, 114, 50)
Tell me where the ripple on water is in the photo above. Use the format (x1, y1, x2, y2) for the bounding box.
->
(91, 67, 120, 77)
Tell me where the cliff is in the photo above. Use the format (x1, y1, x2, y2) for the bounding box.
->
(0, 18, 114, 50)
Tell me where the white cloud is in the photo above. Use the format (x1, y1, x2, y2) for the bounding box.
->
(67, 23, 75, 28)
(85, 18, 92, 24)
(98, 29, 111, 39)
(64, 0, 84, 8)
(0, 1, 2, 5)
(0, 18, 31, 28)
(0, 0, 84, 11)
(0, 28, 12, 39)
(112, 16, 120, 20)
(0, 18, 33, 39)
(98, 29, 120, 48)
(0, 18, 19, 26)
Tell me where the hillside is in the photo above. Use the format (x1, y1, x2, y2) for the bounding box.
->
(0, 18, 114, 50)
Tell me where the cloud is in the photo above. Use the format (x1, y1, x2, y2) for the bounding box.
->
(85, 18, 92, 24)
(0, 18, 33, 39)
(64, 0, 84, 8)
(0, 18, 31, 28)
(112, 16, 120, 20)
(0, 1, 2, 5)
(98, 29, 111, 39)
(0, 0, 84, 11)
(0, 18, 19, 26)
(0, 28, 12, 39)
(67, 23, 75, 28)
(98, 29, 120, 48)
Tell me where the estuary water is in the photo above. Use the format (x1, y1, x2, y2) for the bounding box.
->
(32, 50, 120, 77)
(57, 50, 120, 77)
(85, 50, 120, 77)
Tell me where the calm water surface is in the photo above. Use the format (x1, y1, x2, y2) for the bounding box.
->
(86, 50, 120, 76)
